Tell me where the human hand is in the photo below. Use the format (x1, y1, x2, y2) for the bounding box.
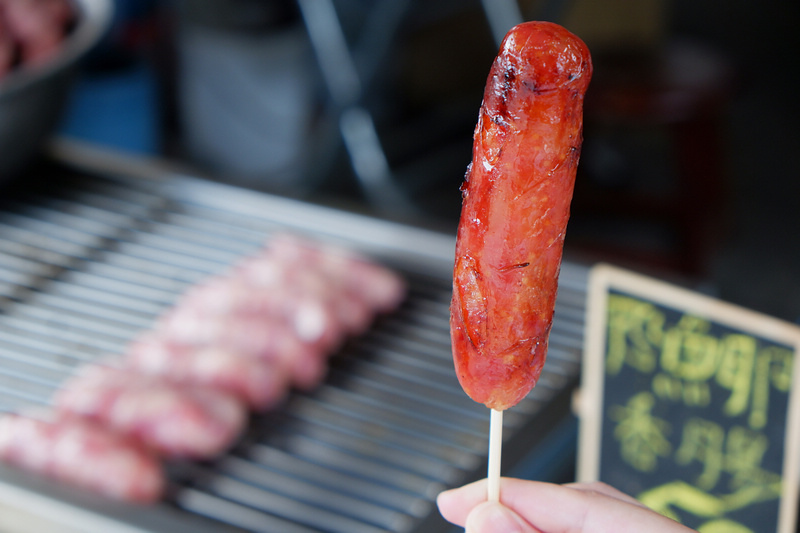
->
(437, 478, 697, 533)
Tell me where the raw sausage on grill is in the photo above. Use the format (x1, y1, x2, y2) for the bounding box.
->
(125, 333, 292, 409)
(0, 412, 164, 502)
(155, 307, 327, 391)
(54, 364, 248, 459)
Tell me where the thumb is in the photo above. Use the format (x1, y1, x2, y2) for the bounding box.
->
(465, 501, 540, 533)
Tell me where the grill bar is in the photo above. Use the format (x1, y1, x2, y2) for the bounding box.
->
(0, 148, 589, 532)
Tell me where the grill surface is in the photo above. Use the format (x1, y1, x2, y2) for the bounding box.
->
(0, 146, 589, 533)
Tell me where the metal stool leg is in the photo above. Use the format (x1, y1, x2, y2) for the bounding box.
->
(297, 0, 416, 216)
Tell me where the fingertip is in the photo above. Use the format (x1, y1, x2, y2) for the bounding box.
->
(436, 478, 487, 506)
(436, 487, 461, 525)
(435, 487, 454, 509)
(437, 479, 489, 526)
(465, 501, 536, 533)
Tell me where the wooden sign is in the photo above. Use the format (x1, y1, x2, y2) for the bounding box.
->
(577, 264, 800, 533)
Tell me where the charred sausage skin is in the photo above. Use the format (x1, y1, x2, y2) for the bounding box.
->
(450, 21, 592, 411)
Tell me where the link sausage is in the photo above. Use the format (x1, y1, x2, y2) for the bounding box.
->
(450, 21, 592, 410)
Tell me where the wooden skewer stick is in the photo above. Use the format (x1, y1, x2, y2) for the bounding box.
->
(487, 408, 503, 502)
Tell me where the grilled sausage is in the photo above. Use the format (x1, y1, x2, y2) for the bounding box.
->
(450, 21, 592, 411)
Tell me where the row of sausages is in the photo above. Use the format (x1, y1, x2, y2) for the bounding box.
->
(0, 233, 407, 502)
(0, 0, 74, 80)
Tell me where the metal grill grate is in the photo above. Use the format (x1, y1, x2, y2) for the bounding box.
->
(0, 151, 589, 533)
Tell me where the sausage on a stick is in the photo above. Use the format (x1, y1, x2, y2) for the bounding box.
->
(450, 21, 592, 411)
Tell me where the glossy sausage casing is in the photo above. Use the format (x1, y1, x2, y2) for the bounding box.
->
(450, 21, 592, 411)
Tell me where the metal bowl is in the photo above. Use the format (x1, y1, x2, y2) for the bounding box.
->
(0, 0, 112, 183)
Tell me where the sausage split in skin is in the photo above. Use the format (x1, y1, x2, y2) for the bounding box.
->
(450, 21, 592, 411)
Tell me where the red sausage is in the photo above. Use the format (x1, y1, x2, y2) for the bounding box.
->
(450, 22, 592, 411)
